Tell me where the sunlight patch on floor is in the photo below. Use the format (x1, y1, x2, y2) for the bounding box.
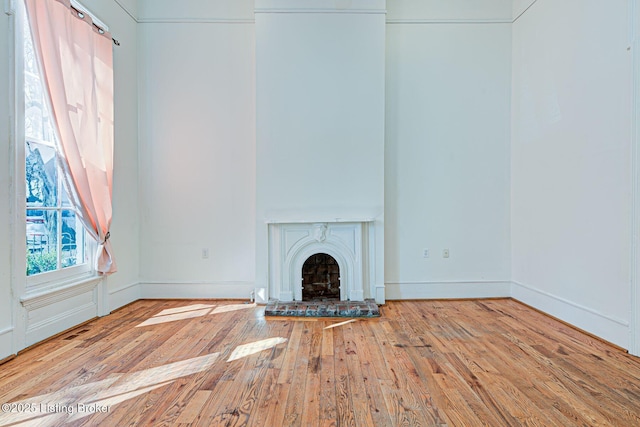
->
(136, 303, 257, 327)
(323, 319, 358, 329)
(155, 304, 216, 317)
(136, 307, 214, 327)
(211, 303, 256, 315)
(227, 337, 288, 362)
(0, 353, 220, 426)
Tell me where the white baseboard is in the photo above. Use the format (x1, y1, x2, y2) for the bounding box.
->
(511, 281, 630, 349)
(139, 281, 255, 300)
(385, 280, 511, 300)
(108, 282, 141, 312)
(0, 326, 14, 360)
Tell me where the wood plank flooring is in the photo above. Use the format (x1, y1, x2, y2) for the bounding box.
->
(0, 299, 639, 426)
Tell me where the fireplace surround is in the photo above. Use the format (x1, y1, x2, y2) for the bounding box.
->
(267, 220, 375, 302)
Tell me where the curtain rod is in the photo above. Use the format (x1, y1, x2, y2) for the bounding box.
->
(70, 4, 120, 46)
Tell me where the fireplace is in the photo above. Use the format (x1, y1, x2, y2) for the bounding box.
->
(267, 220, 374, 302)
(302, 253, 340, 301)
(255, 0, 385, 305)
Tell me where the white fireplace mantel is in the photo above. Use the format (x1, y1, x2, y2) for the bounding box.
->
(267, 220, 375, 302)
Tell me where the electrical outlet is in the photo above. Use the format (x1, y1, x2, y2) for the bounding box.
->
(202, 248, 209, 259)
(443, 249, 450, 258)
(423, 249, 430, 258)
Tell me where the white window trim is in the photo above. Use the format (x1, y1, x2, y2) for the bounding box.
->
(15, 0, 99, 297)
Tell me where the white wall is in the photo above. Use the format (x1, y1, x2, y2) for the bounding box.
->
(137, 0, 512, 304)
(511, 0, 633, 348)
(255, 12, 385, 221)
(0, 6, 14, 360)
(384, 14, 512, 299)
(138, 5, 256, 298)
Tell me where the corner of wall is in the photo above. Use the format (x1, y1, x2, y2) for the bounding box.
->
(512, 0, 537, 22)
(629, 0, 640, 356)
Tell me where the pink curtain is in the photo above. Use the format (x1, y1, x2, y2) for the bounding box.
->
(25, 0, 117, 274)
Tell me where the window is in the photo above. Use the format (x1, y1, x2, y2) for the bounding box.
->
(21, 1, 93, 284)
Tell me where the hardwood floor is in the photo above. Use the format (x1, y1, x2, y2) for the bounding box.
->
(1, 299, 639, 426)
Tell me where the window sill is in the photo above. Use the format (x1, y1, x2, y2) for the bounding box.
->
(21, 274, 103, 310)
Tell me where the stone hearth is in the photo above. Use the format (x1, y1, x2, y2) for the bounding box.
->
(264, 299, 380, 318)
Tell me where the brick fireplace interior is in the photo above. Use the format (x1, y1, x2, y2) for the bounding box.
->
(302, 253, 340, 301)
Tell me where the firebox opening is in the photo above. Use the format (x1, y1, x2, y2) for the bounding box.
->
(302, 253, 340, 301)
